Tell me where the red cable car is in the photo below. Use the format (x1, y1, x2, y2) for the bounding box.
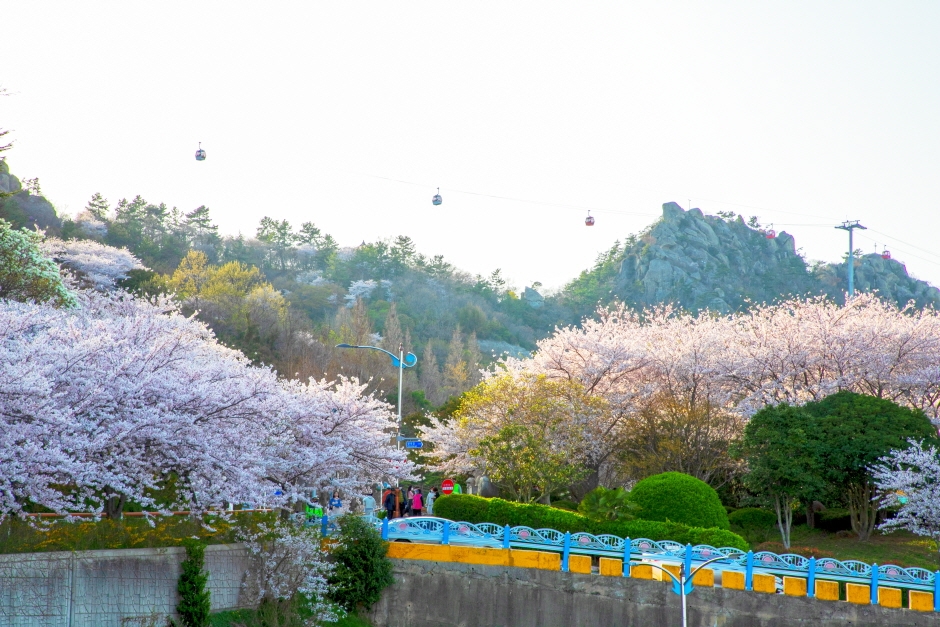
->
(882, 249, 891, 260)
(765, 225, 776, 239)
(585, 211, 595, 226)
(431, 187, 442, 206)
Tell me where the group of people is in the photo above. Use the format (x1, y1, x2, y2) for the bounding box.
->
(382, 485, 440, 519)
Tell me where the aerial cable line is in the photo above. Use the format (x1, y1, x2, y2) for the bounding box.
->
(359, 172, 936, 270)
(360, 173, 659, 218)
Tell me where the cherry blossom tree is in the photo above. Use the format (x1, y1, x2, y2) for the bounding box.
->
(874, 441, 940, 557)
(428, 294, 940, 491)
(40, 237, 144, 289)
(0, 286, 408, 519)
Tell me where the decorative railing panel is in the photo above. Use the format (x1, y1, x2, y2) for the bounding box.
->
(356, 514, 940, 609)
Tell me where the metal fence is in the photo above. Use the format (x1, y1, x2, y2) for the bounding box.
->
(365, 515, 940, 610)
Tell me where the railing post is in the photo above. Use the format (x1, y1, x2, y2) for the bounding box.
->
(503, 524, 511, 549)
(745, 551, 754, 591)
(623, 537, 631, 577)
(684, 544, 693, 581)
(442, 520, 450, 545)
(562, 532, 571, 572)
(807, 557, 816, 599)
(381, 515, 389, 541)
(870, 563, 879, 605)
(933, 570, 940, 612)
(321, 513, 329, 537)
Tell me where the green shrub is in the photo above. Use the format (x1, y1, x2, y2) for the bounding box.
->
(577, 487, 637, 522)
(681, 527, 750, 551)
(431, 494, 490, 523)
(728, 507, 778, 544)
(816, 508, 852, 533)
(327, 514, 394, 613)
(551, 500, 578, 512)
(429, 494, 747, 551)
(172, 540, 211, 627)
(728, 508, 777, 530)
(628, 472, 730, 530)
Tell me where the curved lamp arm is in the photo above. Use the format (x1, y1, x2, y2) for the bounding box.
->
(638, 552, 745, 596)
(335, 343, 417, 368)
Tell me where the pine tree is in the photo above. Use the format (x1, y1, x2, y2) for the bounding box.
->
(84, 193, 110, 221)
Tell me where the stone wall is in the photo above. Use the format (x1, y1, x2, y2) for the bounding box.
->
(369, 559, 939, 627)
(0, 544, 252, 627)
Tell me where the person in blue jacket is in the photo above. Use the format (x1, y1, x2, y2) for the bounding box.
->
(328, 491, 342, 514)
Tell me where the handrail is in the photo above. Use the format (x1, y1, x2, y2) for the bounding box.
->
(22, 509, 274, 519)
(368, 515, 940, 607)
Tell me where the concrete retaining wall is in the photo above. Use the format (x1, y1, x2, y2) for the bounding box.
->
(0, 544, 252, 627)
(369, 559, 940, 627)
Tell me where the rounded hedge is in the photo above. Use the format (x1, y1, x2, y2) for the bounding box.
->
(628, 472, 729, 530)
(430, 494, 748, 551)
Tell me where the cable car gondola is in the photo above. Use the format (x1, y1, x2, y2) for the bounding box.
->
(882, 249, 891, 260)
(432, 187, 442, 206)
(765, 224, 776, 239)
(195, 142, 206, 161)
(585, 211, 595, 227)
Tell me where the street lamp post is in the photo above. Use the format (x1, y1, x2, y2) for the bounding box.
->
(335, 342, 417, 448)
(641, 552, 745, 627)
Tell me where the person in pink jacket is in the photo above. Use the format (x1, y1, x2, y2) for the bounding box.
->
(411, 488, 424, 516)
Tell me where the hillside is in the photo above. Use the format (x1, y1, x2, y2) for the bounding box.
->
(4, 156, 940, 412)
(556, 201, 940, 317)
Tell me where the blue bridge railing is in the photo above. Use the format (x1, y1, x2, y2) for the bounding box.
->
(357, 515, 940, 610)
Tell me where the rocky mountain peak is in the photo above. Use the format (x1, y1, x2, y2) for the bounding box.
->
(608, 202, 940, 313)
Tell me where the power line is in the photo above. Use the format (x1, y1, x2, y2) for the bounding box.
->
(360, 173, 659, 218)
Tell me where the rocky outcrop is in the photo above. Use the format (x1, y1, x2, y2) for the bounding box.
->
(0, 159, 22, 195)
(0, 160, 61, 233)
(815, 253, 940, 310)
(609, 202, 940, 312)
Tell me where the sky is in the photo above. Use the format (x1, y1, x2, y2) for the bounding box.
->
(3, 2, 940, 292)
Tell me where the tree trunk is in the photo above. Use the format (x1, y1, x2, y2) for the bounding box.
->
(847, 482, 880, 541)
(773, 494, 793, 549)
(568, 465, 600, 501)
(805, 503, 815, 530)
(105, 492, 127, 520)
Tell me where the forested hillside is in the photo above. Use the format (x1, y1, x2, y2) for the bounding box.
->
(0, 160, 572, 416)
(4, 159, 940, 420)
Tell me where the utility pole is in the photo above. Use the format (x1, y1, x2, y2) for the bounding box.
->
(835, 220, 866, 298)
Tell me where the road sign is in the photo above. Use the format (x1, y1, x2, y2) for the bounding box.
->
(441, 479, 455, 495)
(404, 440, 423, 449)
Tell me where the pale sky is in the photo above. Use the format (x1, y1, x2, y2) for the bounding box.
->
(3, 2, 940, 292)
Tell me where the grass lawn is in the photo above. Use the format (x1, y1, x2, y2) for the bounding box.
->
(753, 525, 940, 571)
(0, 512, 279, 554)
(209, 608, 373, 627)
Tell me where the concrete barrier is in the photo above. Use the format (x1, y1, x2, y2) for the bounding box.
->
(370, 558, 940, 627)
(0, 545, 252, 627)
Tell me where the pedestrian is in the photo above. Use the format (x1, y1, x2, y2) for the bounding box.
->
(383, 488, 397, 519)
(427, 487, 439, 515)
(404, 486, 414, 517)
(412, 488, 424, 516)
(328, 490, 342, 515)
